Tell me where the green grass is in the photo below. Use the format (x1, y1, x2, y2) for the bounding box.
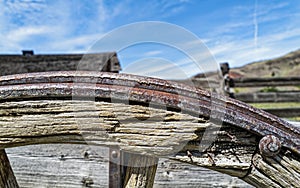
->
(259, 87, 279, 92)
(250, 102, 300, 121)
(286, 117, 300, 121)
(250, 102, 300, 109)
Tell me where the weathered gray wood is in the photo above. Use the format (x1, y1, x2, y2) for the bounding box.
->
(0, 52, 121, 76)
(0, 99, 252, 176)
(0, 149, 19, 188)
(0, 100, 299, 187)
(235, 91, 300, 103)
(6, 144, 252, 188)
(243, 153, 300, 187)
(123, 153, 158, 188)
(108, 149, 159, 188)
(0, 100, 205, 155)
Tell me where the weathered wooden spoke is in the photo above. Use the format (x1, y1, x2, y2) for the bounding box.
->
(0, 71, 299, 187)
(0, 149, 19, 188)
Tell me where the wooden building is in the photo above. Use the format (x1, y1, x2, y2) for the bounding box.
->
(0, 51, 121, 76)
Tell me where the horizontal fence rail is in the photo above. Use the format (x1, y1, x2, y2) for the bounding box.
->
(235, 91, 300, 103)
(233, 77, 300, 87)
(263, 108, 300, 118)
(233, 77, 300, 117)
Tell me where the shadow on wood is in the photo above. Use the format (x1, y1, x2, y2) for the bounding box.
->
(0, 149, 19, 188)
(0, 71, 299, 187)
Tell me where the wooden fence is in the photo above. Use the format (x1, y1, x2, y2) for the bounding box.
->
(235, 91, 300, 103)
(175, 76, 300, 117)
(231, 77, 300, 117)
(233, 77, 300, 103)
(233, 77, 300, 87)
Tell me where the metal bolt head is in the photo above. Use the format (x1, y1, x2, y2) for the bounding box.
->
(259, 135, 281, 157)
(111, 150, 119, 158)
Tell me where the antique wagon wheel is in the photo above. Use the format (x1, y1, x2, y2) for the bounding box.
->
(0, 71, 299, 187)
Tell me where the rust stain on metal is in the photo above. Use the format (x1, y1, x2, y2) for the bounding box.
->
(0, 71, 299, 156)
(259, 135, 282, 157)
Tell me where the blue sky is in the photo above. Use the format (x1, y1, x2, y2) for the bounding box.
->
(1, 0, 300, 78)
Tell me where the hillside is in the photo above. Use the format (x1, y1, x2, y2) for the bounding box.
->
(231, 49, 300, 78)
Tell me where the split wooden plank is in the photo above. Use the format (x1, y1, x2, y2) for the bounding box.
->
(0, 99, 299, 187)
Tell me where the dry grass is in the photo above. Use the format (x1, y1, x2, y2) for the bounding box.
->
(231, 49, 300, 78)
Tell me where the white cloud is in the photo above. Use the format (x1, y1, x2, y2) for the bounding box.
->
(256, 2, 289, 17)
(3, 0, 46, 27)
(209, 27, 300, 67)
(123, 57, 195, 80)
(143, 50, 163, 56)
(7, 26, 53, 42)
(200, 1, 300, 68)
(0, 0, 120, 53)
(96, 0, 108, 22)
(1, 0, 299, 72)
(261, 28, 300, 43)
(48, 33, 105, 52)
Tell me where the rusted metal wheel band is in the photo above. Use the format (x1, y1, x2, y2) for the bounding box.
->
(0, 71, 299, 155)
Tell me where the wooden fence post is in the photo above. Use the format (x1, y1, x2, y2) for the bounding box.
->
(0, 149, 19, 188)
(123, 152, 158, 188)
(109, 148, 158, 188)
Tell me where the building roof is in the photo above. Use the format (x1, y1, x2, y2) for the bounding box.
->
(0, 52, 121, 76)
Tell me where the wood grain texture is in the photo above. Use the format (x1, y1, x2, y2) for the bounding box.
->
(244, 153, 300, 187)
(0, 100, 205, 156)
(0, 53, 121, 76)
(6, 144, 252, 188)
(0, 99, 299, 187)
(123, 153, 158, 188)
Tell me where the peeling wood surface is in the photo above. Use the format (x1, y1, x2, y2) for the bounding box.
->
(0, 71, 299, 187)
(0, 71, 298, 155)
(0, 100, 256, 172)
(0, 100, 205, 156)
(1, 99, 299, 187)
(245, 153, 300, 187)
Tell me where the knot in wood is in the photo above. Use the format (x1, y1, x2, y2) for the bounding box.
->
(259, 135, 281, 157)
